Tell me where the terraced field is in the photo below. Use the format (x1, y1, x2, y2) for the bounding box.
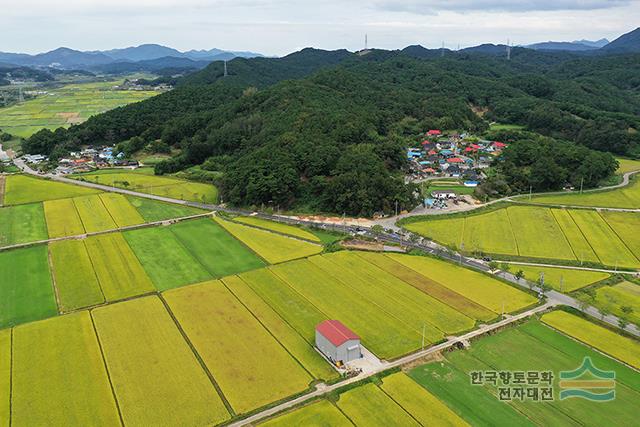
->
(410, 318, 640, 426)
(404, 205, 640, 268)
(0, 80, 159, 138)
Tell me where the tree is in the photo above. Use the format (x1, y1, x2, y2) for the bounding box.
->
(618, 316, 629, 330)
(515, 270, 525, 281)
(576, 293, 592, 311)
(621, 305, 634, 316)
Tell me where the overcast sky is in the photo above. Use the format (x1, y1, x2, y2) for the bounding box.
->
(2, 1, 639, 56)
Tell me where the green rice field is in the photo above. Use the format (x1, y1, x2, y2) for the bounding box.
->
(72, 169, 218, 203)
(0, 80, 159, 138)
(509, 265, 609, 292)
(410, 318, 640, 426)
(404, 205, 640, 268)
(0, 245, 57, 328)
(542, 310, 640, 368)
(0, 202, 47, 246)
(234, 216, 321, 242)
(593, 281, 640, 325)
(529, 175, 640, 209)
(4, 175, 100, 205)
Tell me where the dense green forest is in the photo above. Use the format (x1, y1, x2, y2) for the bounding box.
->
(21, 47, 640, 215)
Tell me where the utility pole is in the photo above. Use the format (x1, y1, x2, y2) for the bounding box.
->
(559, 275, 564, 293)
(580, 177, 584, 194)
(529, 185, 533, 200)
(395, 200, 399, 217)
(459, 242, 464, 266)
(421, 323, 426, 350)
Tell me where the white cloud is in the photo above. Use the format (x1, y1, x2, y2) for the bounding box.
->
(0, 0, 638, 55)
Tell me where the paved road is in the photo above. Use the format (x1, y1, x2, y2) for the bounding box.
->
(229, 302, 554, 427)
(14, 161, 639, 338)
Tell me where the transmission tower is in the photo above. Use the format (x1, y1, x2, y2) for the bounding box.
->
(506, 39, 512, 61)
(365, 34, 368, 50)
(441, 41, 445, 57)
(18, 86, 24, 103)
(223, 60, 228, 77)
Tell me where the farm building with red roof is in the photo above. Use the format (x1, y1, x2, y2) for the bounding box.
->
(427, 129, 442, 136)
(315, 320, 362, 365)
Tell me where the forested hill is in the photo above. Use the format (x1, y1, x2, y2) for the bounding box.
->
(22, 47, 640, 215)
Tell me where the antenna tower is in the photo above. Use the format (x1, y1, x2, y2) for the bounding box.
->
(441, 41, 445, 57)
(365, 34, 368, 50)
(506, 39, 512, 61)
(223, 60, 228, 77)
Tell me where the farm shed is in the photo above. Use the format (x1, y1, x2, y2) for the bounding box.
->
(315, 320, 361, 366)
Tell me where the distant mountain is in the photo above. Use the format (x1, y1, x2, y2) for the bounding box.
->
(574, 38, 609, 48)
(94, 56, 211, 74)
(527, 41, 600, 52)
(601, 27, 640, 53)
(0, 44, 265, 71)
(100, 44, 184, 61)
(461, 44, 509, 55)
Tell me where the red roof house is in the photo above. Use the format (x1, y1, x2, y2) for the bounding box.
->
(448, 157, 464, 164)
(493, 142, 507, 149)
(427, 130, 442, 136)
(315, 320, 362, 364)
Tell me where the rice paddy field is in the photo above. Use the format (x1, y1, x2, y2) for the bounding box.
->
(72, 169, 218, 203)
(593, 281, 640, 325)
(237, 252, 535, 359)
(542, 310, 640, 369)
(91, 296, 230, 426)
(233, 216, 321, 242)
(404, 205, 640, 268)
(0, 210, 329, 329)
(164, 280, 314, 414)
(3, 174, 100, 205)
(509, 265, 610, 292)
(261, 372, 468, 427)
(0, 177, 208, 247)
(11, 312, 120, 426)
(616, 158, 640, 175)
(0, 245, 56, 329)
(529, 175, 640, 209)
(0, 80, 159, 138)
(410, 318, 640, 426)
(215, 217, 323, 264)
